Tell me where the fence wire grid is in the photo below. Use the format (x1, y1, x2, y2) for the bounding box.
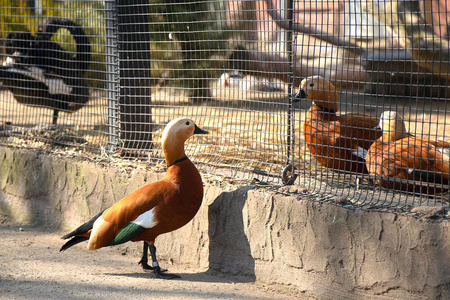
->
(1, 0, 450, 212)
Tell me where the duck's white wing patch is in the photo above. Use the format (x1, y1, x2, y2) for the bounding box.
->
(45, 78, 72, 95)
(352, 146, 368, 160)
(26, 66, 73, 95)
(132, 207, 158, 229)
(437, 147, 450, 160)
(8, 66, 46, 84)
(5, 66, 72, 95)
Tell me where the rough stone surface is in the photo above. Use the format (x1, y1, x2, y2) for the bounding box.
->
(1, 147, 449, 299)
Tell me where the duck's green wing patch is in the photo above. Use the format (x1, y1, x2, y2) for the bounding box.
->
(107, 222, 147, 246)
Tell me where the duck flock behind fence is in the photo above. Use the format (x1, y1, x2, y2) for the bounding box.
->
(1, 0, 450, 212)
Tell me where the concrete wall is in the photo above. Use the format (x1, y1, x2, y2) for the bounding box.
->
(0, 146, 449, 299)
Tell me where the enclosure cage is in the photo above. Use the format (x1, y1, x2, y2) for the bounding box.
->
(1, 0, 450, 213)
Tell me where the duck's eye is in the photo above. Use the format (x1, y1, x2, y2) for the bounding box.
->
(186, 121, 190, 126)
(309, 83, 314, 87)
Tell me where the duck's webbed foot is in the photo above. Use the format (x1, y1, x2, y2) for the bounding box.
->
(153, 266, 181, 279)
(148, 243, 180, 279)
(138, 258, 154, 271)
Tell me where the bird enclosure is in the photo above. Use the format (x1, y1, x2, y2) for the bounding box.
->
(1, 0, 450, 212)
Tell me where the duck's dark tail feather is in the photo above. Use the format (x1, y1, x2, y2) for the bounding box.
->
(408, 169, 447, 183)
(60, 236, 89, 252)
(60, 210, 105, 252)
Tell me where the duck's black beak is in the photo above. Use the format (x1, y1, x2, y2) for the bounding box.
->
(194, 124, 208, 135)
(293, 89, 307, 102)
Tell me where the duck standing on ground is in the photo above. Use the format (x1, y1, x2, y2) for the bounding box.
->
(366, 111, 450, 195)
(294, 76, 381, 175)
(60, 118, 208, 279)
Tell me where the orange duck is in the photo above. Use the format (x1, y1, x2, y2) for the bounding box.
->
(294, 76, 382, 175)
(366, 111, 450, 195)
(60, 118, 208, 279)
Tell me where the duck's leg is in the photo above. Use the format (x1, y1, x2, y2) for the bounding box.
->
(138, 242, 169, 272)
(148, 242, 180, 279)
(52, 109, 59, 125)
(138, 242, 154, 270)
(139, 241, 169, 272)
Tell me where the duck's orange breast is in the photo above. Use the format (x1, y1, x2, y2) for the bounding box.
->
(303, 107, 381, 175)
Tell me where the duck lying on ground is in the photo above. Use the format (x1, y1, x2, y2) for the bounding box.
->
(366, 111, 450, 195)
(294, 76, 381, 175)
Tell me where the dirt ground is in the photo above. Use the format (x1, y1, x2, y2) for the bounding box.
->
(0, 215, 314, 300)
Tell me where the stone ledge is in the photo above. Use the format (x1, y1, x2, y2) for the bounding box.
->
(0, 146, 448, 299)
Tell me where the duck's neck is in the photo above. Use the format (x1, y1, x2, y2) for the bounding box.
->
(381, 130, 409, 142)
(167, 156, 188, 167)
(311, 104, 337, 121)
(313, 103, 336, 114)
(310, 88, 338, 112)
(163, 142, 187, 167)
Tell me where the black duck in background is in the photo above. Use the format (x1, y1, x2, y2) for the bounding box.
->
(0, 17, 91, 125)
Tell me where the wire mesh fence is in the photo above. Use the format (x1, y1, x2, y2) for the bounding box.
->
(143, 0, 293, 182)
(1, 0, 450, 211)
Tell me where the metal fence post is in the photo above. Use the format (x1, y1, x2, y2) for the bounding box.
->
(105, 0, 119, 151)
(281, 0, 297, 185)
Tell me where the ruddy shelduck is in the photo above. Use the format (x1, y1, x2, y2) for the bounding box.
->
(294, 76, 381, 175)
(366, 111, 450, 195)
(60, 118, 208, 278)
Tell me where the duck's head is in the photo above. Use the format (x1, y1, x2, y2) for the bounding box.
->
(162, 118, 208, 166)
(294, 76, 338, 112)
(378, 111, 409, 142)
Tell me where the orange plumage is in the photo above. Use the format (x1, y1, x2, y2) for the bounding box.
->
(60, 118, 208, 278)
(295, 76, 382, 175)
(366, 111, 450, 195)
(86, 160, 203, 250)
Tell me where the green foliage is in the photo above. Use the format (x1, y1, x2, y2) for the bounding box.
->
(0, 0, 55, 34)
(148, 0, 231, 90)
